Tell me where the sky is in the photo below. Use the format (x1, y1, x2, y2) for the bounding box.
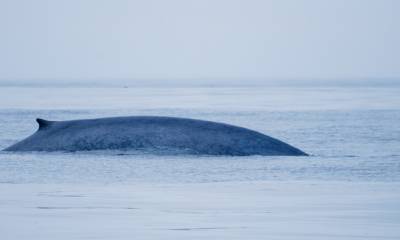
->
(0, 0, 399, 86)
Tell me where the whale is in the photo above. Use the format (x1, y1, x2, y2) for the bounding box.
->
(3, 116, 307, 156)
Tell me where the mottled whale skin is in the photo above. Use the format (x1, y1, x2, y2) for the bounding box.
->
(4, 116, 307, 156)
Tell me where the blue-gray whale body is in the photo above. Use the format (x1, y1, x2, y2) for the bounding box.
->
(3, 116, 307, 156)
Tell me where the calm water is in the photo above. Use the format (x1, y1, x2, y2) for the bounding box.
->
(0, 87, 399, 183)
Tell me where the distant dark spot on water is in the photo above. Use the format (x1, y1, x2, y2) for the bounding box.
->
(62, 194, 85, 198)
(0, 181, 17, 184)
(37, 193, 85, 198)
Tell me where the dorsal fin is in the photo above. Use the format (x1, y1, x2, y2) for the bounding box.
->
(36, 118, 54, 130)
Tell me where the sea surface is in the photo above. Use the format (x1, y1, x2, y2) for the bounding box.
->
(0, 86, 399, 184)
(1, 86, 400, 240)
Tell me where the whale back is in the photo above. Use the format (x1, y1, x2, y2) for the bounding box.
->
(4, 116, 307, 156)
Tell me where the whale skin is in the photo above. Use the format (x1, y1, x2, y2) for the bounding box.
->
(3, 116, 307, 156)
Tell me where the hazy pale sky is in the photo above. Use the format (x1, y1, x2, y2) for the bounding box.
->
(0, 0, 399, 85)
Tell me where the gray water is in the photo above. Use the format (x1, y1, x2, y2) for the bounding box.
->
(0, 87, 399, 183)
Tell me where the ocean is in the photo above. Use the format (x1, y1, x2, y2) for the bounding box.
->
(0, 86, 399, 239)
